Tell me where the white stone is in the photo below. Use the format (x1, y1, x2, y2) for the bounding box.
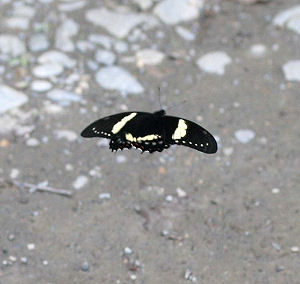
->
(73, 175, 88, 190)
(96, 66, 144, 95)
(273, 5, 300, 35)
(54, 129, 77, 141)
(86, 8, 150, 38)
(32, 63, 64, 78)
(136, 49, 165, 67)
(47, 89, 81, 106)
(124, 247, 132, 254)
(26, 138, 40, 147)
(134, 0, 153, 10)
(235, 129, 255, 143)
(114, 41, 128, 53)
(282, 60, 300, 82)
(154, 0, 204, 25)
(98, 193, 111, 200)
(10, 168, 20, 179)
(88, 34, 112, 49)
(56, 17, 79, 52)
(27, 243, 35, 250)
(249, 44, 267, 58)
(0, 115, 17, 133)
(29, 34, 49, 52)
(0, 34, 26, 57)
(5, 17, 30, 30)
(197, 51, 232, 75)
(223, 147, 234, 156)
(116, 155, 127, 163)
(95, 49, 116, 65)
(291, 246, 299, 253)
(58, 0, 86, 12)
(175, 26, 196, 41)
(176, 187, 187, 198)
(0, 85, 28, 114)
(38, 50, 76, 68)
(77, 41, 95, 53)
(31, 80, 53, 92)
(13, 5, 35, 18)
(272, 188, 280, 194)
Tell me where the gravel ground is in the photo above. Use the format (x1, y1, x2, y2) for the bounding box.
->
(0, 0, 299, 283)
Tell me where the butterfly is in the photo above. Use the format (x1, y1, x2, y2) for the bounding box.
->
(81, 109, 217, 154)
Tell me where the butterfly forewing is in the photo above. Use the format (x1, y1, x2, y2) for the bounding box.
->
(81, 112, 148, 139)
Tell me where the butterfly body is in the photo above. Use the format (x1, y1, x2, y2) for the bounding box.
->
(81, 110, 217, 154)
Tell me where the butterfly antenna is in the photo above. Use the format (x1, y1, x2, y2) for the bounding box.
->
(158, 86, 163, 110)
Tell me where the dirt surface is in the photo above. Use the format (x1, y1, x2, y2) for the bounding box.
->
(0, 0, 299, 283)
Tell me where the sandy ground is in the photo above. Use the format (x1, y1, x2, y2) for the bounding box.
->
(0, 0, 300, 283)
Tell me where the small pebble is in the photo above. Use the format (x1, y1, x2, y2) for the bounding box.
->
(161, 230, 169, 236)
(20, 257, 28, 264)
(2, 260, 8, 267)
(42, 260, 48, 266)
(9, 256, 17, 262)
(223, 147, 233, 156)
(291, 246, 299, 253)
(249, 44, 267, 58)
(235, 129, 255, 143)
(73, 175, 88, 190)
(81, 261, 89, 271)
(65, 164, 74, 171)
(272, 188, 280, 194)
(26, 138, 40, 147)
(8, 234, 15, 241)
(27, 243, 35, 250)
(165, 195, 173, 202)
(98, 193, 111, 200)
(116, 155, 127, 163)
(176, 187, 187, 198)
(124, 247, 133, 255)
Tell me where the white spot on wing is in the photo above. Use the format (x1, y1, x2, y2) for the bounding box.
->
(172, 119, 187, 140)
(111, 112, 137, 134)
(125, 133, 160, 142)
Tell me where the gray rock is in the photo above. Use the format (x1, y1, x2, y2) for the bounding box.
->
(47, 89, 81, 106)
(95, 49, 116, 65)
(154, 0, 204, 25)
(282, 60, 300, 82)
(32, 63, 64, 78)
(81, 261, 89, 271)
(38, 50, 76, 68)
(0, 85, 28, 114)
(77, 41, 95, 53)
(56, 17, 79, 52)
(95, 66, 144, 95)
(0, 34, 26, 57)
(29, 34, 49, 52)
(197, 51, 232, 75)
(86, 8, 150, 38)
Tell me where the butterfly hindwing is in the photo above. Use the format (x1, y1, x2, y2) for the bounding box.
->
(163, 116, 218, 154)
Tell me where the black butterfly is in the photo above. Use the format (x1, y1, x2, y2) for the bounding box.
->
(81, 110, 217, 154)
